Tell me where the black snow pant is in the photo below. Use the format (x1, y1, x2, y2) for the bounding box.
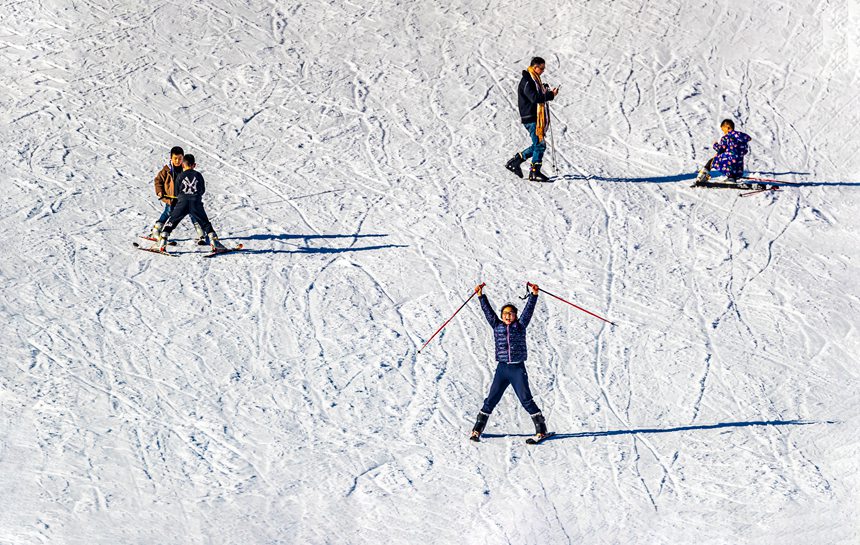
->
(162, 197, 215, 237)
(480, 362, 541, 415)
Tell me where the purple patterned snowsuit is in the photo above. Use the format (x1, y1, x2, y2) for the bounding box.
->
(712, 130, 751, 178)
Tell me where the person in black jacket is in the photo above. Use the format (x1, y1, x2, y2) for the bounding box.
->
(469, 283, 549, 442)
(157, 154, 227, 251)
(505, 57, 560, 182)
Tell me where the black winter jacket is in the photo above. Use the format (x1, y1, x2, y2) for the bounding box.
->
(517, 70, 555, 124)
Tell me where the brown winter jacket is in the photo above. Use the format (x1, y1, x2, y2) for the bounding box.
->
(154, 165, 178, 202)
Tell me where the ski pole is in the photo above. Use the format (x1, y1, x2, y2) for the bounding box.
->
(418, 283, 485, 353)
(526, 282, 616, 326)
(549, 104, 556, 173)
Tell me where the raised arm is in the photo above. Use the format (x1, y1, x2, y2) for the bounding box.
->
(479, 294, 501, 327)
(519, 292, 538, 327)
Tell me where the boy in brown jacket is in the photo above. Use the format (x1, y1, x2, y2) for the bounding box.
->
(149, 146, 205, 243)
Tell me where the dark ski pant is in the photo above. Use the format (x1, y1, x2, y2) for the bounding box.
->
(162, 197, 214, 237)
(481, 362, 541, 415)
(157, 202, 201, 228)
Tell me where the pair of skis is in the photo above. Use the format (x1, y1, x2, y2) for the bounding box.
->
(692, 175, 798, 197)
(471, 431, 557, 445)
(134, 236, 243, 258)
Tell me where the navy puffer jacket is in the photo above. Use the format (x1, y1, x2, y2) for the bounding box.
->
(480, 293, 538, 363)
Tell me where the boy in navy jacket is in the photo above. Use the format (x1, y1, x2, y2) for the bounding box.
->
(470, 283, 549, 442)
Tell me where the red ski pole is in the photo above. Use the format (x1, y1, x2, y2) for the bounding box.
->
(418, 283, 485, 353)
(527, 282, 616, 326)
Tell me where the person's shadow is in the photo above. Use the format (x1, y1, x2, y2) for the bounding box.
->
(552, 171, 860, 187)
(481, 418, 835, 442)
(221, 233, 408, 255)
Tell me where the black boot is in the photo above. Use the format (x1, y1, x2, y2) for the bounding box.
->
(531, 412, 548, 437)
(505, 153, 526, 178)
(470, 412, 489, 441)
(528, 162, 550, 182)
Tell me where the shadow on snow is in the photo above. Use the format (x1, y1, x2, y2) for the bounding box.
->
(222, 233, 407, 255)
(481, 419, 837, 442)
(552, 171, 860, 187)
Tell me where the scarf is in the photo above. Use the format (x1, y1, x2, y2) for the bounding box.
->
(527, 66, 549, 142)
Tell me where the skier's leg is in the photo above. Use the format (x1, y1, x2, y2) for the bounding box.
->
(159, 199, 190, 249)
(472, 364, 511, 440)
(152, 203, 172, 238)
(520, 122, 537, 160)
(696, 157, 715, 184)
(509, 365, 547, 436)
(523, 123, 548, 181)
(157, 203, 172, 224)
(190, 200, 226, 250)
(188, 200, 213, 235)
(509, 363, 541, 415)
(522, 122, 547, 165)
(189, 211, 206, 244)
(480, 363, 511, 415)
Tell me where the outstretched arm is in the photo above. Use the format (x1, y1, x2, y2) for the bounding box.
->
(479, 293, 501, 327)
(519, 284, 539, 327)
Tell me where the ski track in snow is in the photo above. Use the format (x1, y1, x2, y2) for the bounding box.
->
(1, 0, 859, 543)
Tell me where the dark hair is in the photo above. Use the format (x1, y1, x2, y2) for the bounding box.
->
(530, 57, 546, 67)
(183, 154, 195, 166)
(720, 119, 735, 130)
(501, 303, 518, 315)
(170, 146, 184, 156)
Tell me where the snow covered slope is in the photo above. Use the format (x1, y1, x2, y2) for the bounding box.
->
(1, 0, 859, 543)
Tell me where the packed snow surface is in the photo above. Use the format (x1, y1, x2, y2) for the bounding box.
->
(1, 0, 859, 543)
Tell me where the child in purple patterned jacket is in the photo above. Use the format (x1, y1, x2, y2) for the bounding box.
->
(695, 119, 752, 184)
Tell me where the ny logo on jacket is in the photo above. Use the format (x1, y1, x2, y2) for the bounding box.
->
(174, 169, 207, 198)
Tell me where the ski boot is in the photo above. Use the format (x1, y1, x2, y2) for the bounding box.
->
(505, 153, 526, 178)
(469, 412, 489, 442)
(529, 412, 549, 443)
(209, 233, 227, 252)
(150, 222, 163, 240)
(528, 162, 550, 182)
(193, 222, 208, 246)
(157, 232, 170, 252)
(693, 167, 711, 186)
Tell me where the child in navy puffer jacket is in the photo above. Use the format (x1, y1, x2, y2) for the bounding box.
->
(695, 119, 752, 183)
(469, 283, 549, 442)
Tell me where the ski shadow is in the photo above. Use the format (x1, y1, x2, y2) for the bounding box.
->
(554, 171, 860, 187)
(240, 243, 408, 255)
(220, 232, 407, 254)
(771, 180, 860, 187)
(481, 419, 836, 442)
(752, 171, 810, 176)
(227, 233, 390, 241)
(552, 172, 696, 184)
